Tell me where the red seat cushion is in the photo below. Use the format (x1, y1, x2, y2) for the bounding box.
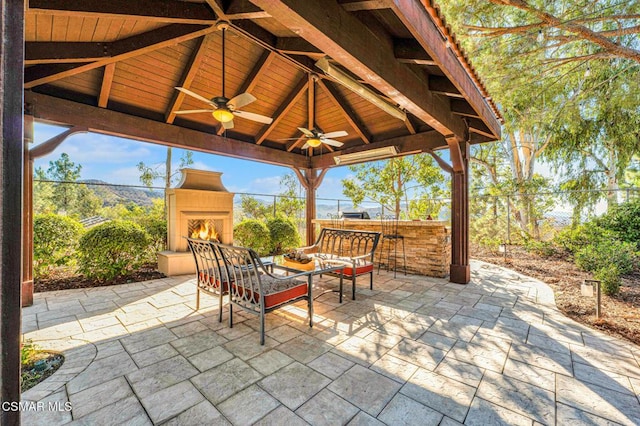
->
(198, 270, 229, 293)
(341, 262, 374, 276)
(232, 275, 308, 309)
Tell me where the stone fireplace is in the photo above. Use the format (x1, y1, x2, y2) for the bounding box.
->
(157, 169, 234, 276)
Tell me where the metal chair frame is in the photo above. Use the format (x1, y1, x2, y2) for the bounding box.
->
(186, 237, 229, 322)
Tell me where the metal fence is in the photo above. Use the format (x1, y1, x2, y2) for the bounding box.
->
(34, 179, 640, 247)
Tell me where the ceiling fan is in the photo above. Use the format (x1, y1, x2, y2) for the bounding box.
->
(293, 127, 348, 149)
(174, 22, 273, 130)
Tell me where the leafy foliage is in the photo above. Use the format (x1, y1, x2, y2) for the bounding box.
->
(77, 221, 150, 281)
(137, 149, 193, 188)
(574, 239, 636, 275)
(595, 199, 640, 245)
(267, 217, 301, 254)
(33, 214, 84, 277)
(342, 155, 446, 218)
(595, 264, 622, 296)
(233, 219, 271, 255)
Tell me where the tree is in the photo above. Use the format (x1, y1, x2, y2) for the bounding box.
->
(137, 148, 193, 188)
(46, 152, 82, 213)
(341, 155, 446, 218)
(239, 172, 305, 221)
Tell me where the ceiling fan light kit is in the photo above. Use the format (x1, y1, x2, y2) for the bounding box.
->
(315, 57, 407, 122)
(334, 146, 399, 165)
(306, 138, 322, 148)
(212, 108, 234, 123)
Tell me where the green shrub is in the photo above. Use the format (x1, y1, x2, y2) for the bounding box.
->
(595, 199, 640, 245)
(33, 214, 84, 277)
(574, 239, 637, 275)
(267, 217, 300, 254)
(233, 219, 271, 255)
(554, 224, 616, 254)
(595, 264, 621, 296)
(523, 239, 557, 257)
(77, 220, 150, 281)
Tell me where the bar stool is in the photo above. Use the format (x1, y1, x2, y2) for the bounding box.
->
(327, 212, 343, 229)
(377, 214, 407, 278)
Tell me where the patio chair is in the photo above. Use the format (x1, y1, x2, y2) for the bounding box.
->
(186, 237, 229, 322)
(214, 243, 311, 345)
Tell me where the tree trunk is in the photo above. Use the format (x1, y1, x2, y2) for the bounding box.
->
(165, 147, 172, 189)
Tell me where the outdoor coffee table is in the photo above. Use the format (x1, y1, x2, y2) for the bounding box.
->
(261, 256, 347, 325)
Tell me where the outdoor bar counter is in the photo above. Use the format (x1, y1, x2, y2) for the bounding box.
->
(313, 219, 451, 278)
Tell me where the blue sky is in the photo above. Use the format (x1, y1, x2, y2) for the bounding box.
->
(33, 122, 352, 200)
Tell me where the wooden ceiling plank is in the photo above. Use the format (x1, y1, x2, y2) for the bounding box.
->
(311, 130, 446, 169)
(25, 41, 109, 64)
(254, 77, 308, 145)
(166, 35, 212, 124)
(308, 74, 315, 129)
(26, 91, 309, 168)
(467, 117, 494, 139)
(216, 50, 275, 135)
(28, 0, 217, 24)
(386, 0, 500, 138)
(316, 79, 371, 144)
(98, 63, 116, 108)
(394, 38, 436, 65)
(340, 1, 390, 12)
(24, 24, 215, 88)
(249, 0, 466, 140)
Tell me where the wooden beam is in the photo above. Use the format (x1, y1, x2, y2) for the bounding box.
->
(386, 0, 501, 138)
(2, 0, 25, 418)
(339, 0, 389, 11)
(276, 37, 323, 57)
(23, 116, 34, 308)
(204, 0, 227, 19)
(446, 135, 464, 173)
(26, 92, 309, 168)
(166, 35, 212, 124)
(308, 74, 315, 129)
(394, 38, 437, 65)
(467, 117, 494, 139)
(254, 77, 308, 145)
(316, 78, 371, 144)
(28, 0, 217, 24)
(226, 0, 270, 19)
(25, 42, 108, 65)
(450, 99, 479, 118)
(250, 0, 467, 140)
(404, 114, 417, 134)
(429, 75, 463, 98)
(98, 64, 115, 108)
(286, 135, 305, 152)
(30, 126, 89, 158)
(25, 24, 215, 88)
(216, 50, 275, 135)
(311, 130, 446, 169)
(450, 140, 470, 283)
(292, 167, 328, 245)
(425, 148, 453, 174)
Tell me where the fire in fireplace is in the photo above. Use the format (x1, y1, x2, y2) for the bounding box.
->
(189, 219, 220, 242)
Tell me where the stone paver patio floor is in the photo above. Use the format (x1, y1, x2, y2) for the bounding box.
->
(21, 260, 640, 425)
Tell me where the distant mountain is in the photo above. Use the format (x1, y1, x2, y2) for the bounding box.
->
(81, 180, 163, 207)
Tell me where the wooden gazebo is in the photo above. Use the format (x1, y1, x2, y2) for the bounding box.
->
(1, 1, 501, 418)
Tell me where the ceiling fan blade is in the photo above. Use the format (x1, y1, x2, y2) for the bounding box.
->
(221, 119, 234, 130)
(233, 110, 273, 124)
(298, 127, 315, 137)
(322, 138, 344, 147)
(175, 87, 213, 105)
(174, 109, 215, 114)
(323, 130, 348, 139)
(301, 142, 310, 150)
(228, 92, 257, 110)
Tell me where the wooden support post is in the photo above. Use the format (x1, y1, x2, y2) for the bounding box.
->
(449, 138, 470, 284)
(292, 168, 327, 245)
(22, 115, 34, 307)
(1, 0, 25, 422)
